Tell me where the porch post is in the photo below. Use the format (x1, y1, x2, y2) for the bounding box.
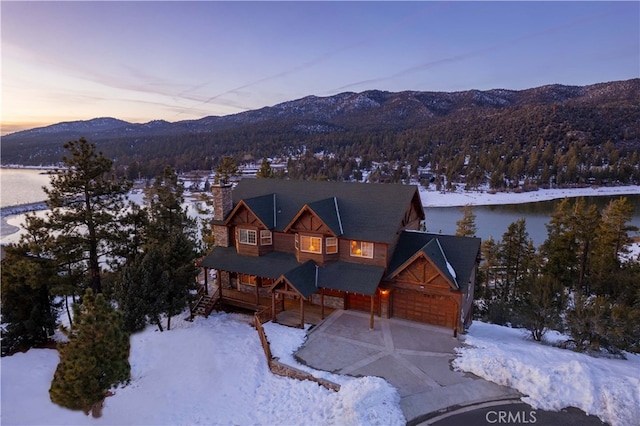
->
(255, 277, 260, 306)
(271, 292, 277, 322)
(203, 267, 208, 295)
(300, 296, 305, 328)
(369, 294, 375, 330)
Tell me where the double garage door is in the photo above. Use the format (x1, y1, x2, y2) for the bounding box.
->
(392, 288, 457, 329)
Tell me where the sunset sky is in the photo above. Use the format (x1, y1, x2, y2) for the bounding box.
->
(2, 1, 638, 135)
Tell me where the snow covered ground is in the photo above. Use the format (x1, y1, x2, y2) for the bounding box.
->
(3, 310, 639, 425)
(1, 312, 404, 425)
(453, 322, 640, 426)
(2, 184, 639, 425)
(419, 184, 639, 207)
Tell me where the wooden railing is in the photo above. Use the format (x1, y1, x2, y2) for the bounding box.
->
(255, 305, 272, 325)
(189, 285, 206, 318)
(204, 287, 221, 317)
(222, 288, 266, 307)
(254, 312, 272, 361)
(253, 306, 340, 392)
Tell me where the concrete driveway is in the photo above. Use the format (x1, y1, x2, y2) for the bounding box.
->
(294, 310, 521, 425)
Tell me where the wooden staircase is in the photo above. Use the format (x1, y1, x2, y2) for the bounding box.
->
(191, 287, 221, 318)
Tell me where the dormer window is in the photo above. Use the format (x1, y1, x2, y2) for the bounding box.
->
(350, 240, 373, 258)
(260, 230, 272, 245)
(238, 229, 257, 245)
(326, 237, 338, 254)
(300, 235, 322, 254)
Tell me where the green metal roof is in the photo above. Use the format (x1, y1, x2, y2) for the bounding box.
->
(280, 260, 384, 297)
(419, 239, 459, 288)
(387, 231, 481, 292)
(230, 179, 423, 244)
(199, 247, 299, 279)
(200, 246, 384, 296)
(306, 197, 343, 236)
(317, 261, 384, 295)
(281, 260, 318, 298)
(242, 193, 277, 229)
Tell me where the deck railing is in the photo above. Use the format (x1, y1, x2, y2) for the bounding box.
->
(252, 305, 340, 392)
(204, 287, 221, 316)
(254, 311, 272, 361)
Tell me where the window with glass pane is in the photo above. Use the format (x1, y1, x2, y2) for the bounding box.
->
(240, 274, 256, 285)
(350, 240, 373, 258)
(326, 237, 338, 254)
(238, 228, 257, 245)
(260, 230, 272, 245)
(300, 235, 322, 253)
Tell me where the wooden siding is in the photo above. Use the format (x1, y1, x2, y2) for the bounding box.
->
(394, 256, 454, 289)
(228, 204, 263, 227)
(392, 289, 458, 329)
(388, 253, 465, 331)
(235, 226, 260, 257)
(287, 210, 333, 235)
(348, 292, 380, 315)
(401, 200, 423, 230)
(337, 239, 387, 267)
(273, 232, 295, 253)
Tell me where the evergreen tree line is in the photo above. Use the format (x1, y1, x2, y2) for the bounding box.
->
(109, 127, 640, 188)
(3, 98, 638, 186)
(461, 197, 640, 354)
(1, 139, 201, 415)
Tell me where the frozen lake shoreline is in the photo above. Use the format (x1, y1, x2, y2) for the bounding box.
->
(420, 184, 640, 207)
(1, 184, 638, 241)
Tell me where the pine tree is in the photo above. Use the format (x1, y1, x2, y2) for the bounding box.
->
(1, 243, 58, 355)
(591, 197, 638, 299)
(455, 204, 477, 237)
(541, 198, 579, 289)
(49, 289, 130, 417)
(497, 218, 534, 301)
(214, 156, 239, 184)
(571, 198, 600, 293)
(116, 166, 198, 331)
(517, 272, 565, 342)
(114, 246, 168, 332)
(256, 157, 274, 178)
(44, 138, 132, 293)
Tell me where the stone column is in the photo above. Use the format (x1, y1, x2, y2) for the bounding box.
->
(211, 183, 233, 248)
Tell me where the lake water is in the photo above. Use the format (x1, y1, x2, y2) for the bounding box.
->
(1, 168, 639, 247)
(426, 196, 640, 247)
(1, 168, 51, 208)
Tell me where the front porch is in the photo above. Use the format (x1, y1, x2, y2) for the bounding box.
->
(191, 284, 332, 328)
(275, 298, 334, 327)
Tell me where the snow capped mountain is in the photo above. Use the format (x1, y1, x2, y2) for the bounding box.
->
(25, 117, 130, 135)
(7, 79, 636, 141)
(2, 79, 637, 167)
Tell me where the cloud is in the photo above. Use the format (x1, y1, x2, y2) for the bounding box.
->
(173, 2, 449, 117)
(327, 6, 625, 93)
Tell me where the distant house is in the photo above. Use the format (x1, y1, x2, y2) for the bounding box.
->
(198, 179, 480, 335)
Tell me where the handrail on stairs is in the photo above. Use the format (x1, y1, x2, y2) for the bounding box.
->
(203, 287, 221, 317)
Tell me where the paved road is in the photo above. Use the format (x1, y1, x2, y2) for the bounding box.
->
(424, 402, 607, 426)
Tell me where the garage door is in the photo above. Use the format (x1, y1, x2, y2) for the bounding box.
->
(348, 293, 379, 313)
(392, 288, 457, 328)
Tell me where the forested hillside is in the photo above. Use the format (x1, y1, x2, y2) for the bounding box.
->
(2, 79, 638, 188)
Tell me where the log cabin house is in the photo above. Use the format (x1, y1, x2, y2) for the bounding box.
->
(197, 179, 480, 335)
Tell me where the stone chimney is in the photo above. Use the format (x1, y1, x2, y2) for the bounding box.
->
(212, 183, 233, 221)
(212, 183, 233, 247)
